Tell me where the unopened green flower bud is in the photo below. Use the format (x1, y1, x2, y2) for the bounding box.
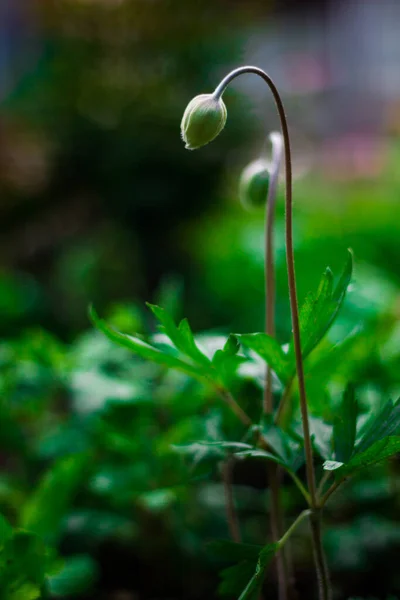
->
(180, 93, 227, 150)
(239, 159, 271, 210)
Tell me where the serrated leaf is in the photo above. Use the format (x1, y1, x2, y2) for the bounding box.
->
(223, 335, 240, 355)
(20, 453, 90, 543)
(327, 436, 400, 478)
(212, 335, 246, 385)
(89, 305, 206, 379)
(356, 397, 400, 454)
(236, 333, 290, 383)
(333, 384, 358, 463)
(147, 304, 211, 367)
(288, 250, 353, 369)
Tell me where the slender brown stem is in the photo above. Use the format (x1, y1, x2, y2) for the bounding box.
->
(214, 66, 327, 600)
(309, 512, 332, 600)
(268, 463, 288, 600)
(264, 131, 283, 413)
(222, 457, 241, 543)
(261, 132, 288, 600)
(215, 66, 317, 507)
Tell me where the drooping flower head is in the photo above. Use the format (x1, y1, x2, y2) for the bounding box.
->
(180, 94, 227, 150)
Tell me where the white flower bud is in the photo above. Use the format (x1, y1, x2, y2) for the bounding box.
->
(180, 94, 227, 150)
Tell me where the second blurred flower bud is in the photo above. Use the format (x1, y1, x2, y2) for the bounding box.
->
(239, 159, 271, 210)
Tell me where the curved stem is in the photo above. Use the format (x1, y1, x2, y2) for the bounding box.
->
(215, 66, 317, 507)
(214, 66, 325, 599)
(279, 509, 311, 547)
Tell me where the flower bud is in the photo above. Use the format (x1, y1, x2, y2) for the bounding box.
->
(180, 93, 227, 150)
(239, 159, 271, 210)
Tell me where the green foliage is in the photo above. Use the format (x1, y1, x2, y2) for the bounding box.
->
(147, 304, 212, 368)
(288, 250, 353, 365)
(238, 252, 353, 385)
(333, 384, 358, 463)
(356, 398, 400, 453)
(324, 395, 400, 478)
(324, 437, 400, 478)
(89, 305, 206, 379)
(48, 554, 98, 597)
(20, 454, 90, 544)
(236, 333, 290, 383)
(0, 516, 56, 600)
(209, 539, 278, 598)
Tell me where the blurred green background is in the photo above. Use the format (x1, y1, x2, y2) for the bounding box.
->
(1, 0, 400, 598)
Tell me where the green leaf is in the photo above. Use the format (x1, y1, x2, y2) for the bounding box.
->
(235, 448, 289, 468)
(310, 417, 333, 461)
(194, 441, 254, 451)
(356, 397, 400, 454)
(147, 304, 211, 368)
(89, 305, 206, 380)
(288, 250, 353, 367)
(172, 442, 225, 470)
(219, 561, 258, 597)
(5, 583, 42, 600)
(324, 436, 400, 478)
(223, 334, 240, 356)
(236, 333, 290, 383)
(238, 543, 278, 600)
(260, 416, 304, 471)
(0, 530, 51, 599)
(20, 453, 90, 543)
(211, 540, 278, 599)
(48, 554, 98, 597)
(0, 514, 12, 545)
(333, 384, 358, 463)
(212, 335, 246, 385)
